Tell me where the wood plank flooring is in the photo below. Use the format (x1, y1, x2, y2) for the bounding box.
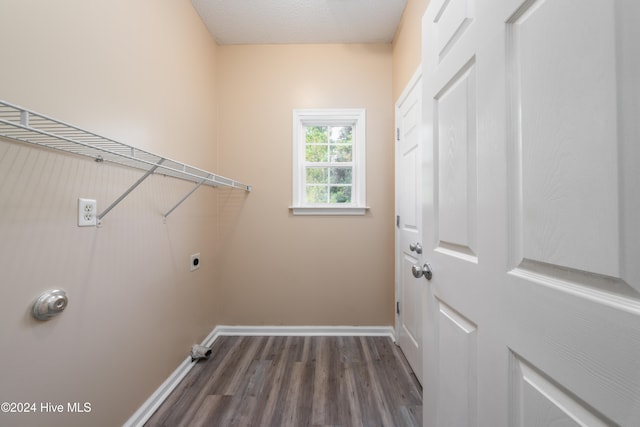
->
(145, 335, 422, 427)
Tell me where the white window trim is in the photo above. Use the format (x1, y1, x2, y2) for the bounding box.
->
(291, 108, 367, 216)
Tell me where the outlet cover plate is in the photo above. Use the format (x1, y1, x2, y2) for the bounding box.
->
(78, 198, 97, 227)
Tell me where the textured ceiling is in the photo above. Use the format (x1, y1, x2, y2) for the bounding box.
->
(191, 0, 408, 45)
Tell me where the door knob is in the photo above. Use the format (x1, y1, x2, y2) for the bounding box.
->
(409, 242, 423, 254)
(411, 263, 433, 280)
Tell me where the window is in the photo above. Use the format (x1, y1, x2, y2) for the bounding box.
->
(292, 109, 366, 215)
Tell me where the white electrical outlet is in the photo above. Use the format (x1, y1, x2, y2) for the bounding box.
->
(190, 253, 201, 271)
(78, 198, 97, 227)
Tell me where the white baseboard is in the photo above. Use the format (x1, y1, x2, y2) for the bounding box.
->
(214, 324, 396, 338)
(122, 325, 394, 427)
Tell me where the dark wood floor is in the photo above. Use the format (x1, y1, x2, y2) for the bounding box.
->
(145, 335, 422, 427)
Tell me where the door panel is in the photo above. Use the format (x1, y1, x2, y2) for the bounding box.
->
(396, 74, 424, 383)
(435, 58, 477, 258)
(509, 0, 620, 277)
(401, 253, 421, 349)
(422, 0, 640, 426)
(435, 298, 477, 427)
(434, 0, 475, 61)
(511, 354, 610, 427)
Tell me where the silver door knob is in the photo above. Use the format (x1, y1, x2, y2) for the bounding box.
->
(411, 263, 433, 280)
(409, 243, 423, 254)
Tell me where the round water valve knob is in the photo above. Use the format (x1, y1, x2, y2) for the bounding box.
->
(32, 289, 68, 321)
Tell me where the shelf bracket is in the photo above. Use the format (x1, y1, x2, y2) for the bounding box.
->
(163, 175, 210, 221)
(97, 158, 166, 223)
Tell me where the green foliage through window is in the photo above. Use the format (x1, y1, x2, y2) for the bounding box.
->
(304, 125, 354, 204)
(305, 126, 328, 143)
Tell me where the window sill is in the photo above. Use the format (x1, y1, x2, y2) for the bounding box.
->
(290, 206, 369, 216)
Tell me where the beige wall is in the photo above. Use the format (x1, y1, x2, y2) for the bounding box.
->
(0, 1, 229, 426)
(216, 44, 395, 326)
(392, 0, 430, 101)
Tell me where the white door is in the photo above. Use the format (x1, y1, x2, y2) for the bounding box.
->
(395, 72, 424, 383)
(421, 1, 640, 426)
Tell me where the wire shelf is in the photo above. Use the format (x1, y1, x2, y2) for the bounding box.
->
(0, 99, 250, 222)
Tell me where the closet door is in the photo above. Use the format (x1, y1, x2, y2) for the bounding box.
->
(396, 73, 424, 383)
(421, 1, 640, 426)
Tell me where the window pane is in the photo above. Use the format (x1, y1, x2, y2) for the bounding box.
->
(306, 144, 328, 162)
(330, 167, 352, 184)
(306, 167, 328, 184)
(293, 109, 365, 212)
(329, 126, 353, 144)
(329, 144, 352, 162)
(330, 186, 352, 203)
(305, 126, 328, 143)
(306, 185, 328, 203)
